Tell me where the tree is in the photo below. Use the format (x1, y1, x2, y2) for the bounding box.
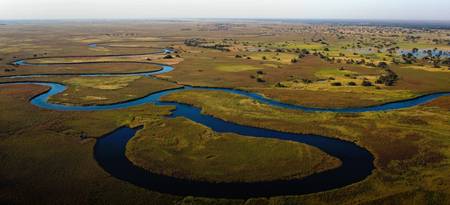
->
(377, 61, 388, 68)
(80, 132, 88, 139)
(331, 82, 342, 86)
(376, 69, 398, 86)
(291, 58, 298, 63)
(361, 80, 373, 86)
(163, 55, 173, 59)
(275, 82, 287, 88)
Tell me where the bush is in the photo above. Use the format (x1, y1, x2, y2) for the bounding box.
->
(376, 69, 398, 86)
(377, 61, 388, 68)
(275, 82, 287, 88)
(331, 82, 342, 86)
(361, 80, 373, 86)
(291, 58, 298, 63)
(163, 55, 173, 59)
(256, 77, 266, 83)
(347, 82, 357, 86)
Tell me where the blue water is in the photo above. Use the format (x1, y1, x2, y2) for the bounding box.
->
(95, 114, 373, 198)
(1, 48, 449, 198)
(5, 49, 174, 79)
(7, 82, 447, 113)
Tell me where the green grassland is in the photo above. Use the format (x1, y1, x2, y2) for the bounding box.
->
(214, 64, 263, 72)
(0, 62, 163, 77)
(162, 90, 450, 204)
(126, 117, 340, 183)
(0, 76, 181, 106)
(169, 47, 449, 108)
(248, 52, 299, 64)
(0, 84, 181, 205)
(50, 76, 181, 105)
(0, 84, 339, 204)
(26, 53, 183, 65)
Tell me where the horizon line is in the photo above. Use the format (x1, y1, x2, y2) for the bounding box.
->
(1, 17, 449, 23)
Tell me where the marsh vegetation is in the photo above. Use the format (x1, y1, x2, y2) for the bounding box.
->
(0, 20, 449, 205)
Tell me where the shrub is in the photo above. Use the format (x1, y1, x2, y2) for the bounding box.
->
(275, 82, 287, 88)
(347, 82, 357, 86)
(163, 55, 173, 59)
(376, 69, 398, 86)
(361, 80, 373, 86)
(331, 82, 342, 86)
(377, 61, 388, 68)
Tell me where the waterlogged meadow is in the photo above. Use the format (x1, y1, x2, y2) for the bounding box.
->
(1, 20, 449, 204)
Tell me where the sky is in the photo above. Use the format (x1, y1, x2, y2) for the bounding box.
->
(0, 0, 449, 21)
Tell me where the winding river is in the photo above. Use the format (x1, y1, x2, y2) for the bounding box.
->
(1, 45, 449, 198)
